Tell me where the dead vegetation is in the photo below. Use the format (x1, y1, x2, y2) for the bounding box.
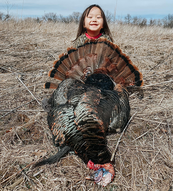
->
(0, 20, 173, 191)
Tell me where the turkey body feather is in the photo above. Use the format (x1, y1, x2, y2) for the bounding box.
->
(47, 77, 130, 164)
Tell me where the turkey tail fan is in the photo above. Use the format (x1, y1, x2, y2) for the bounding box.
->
(45, 38, 143, 88)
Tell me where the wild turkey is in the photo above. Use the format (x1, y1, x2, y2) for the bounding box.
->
(35, 38, 143, 186)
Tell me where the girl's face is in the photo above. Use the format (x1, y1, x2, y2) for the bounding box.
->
(84, 7, 103, 37)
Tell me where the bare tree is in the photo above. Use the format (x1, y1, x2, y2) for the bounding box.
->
(132, 16, 140, 25)
(157, 19, 163, 27)
(0, 12, 5, 20)
(4, 13, 10, 21)
(149, 19, 156, 26)
(124, 14, 132, 24)
(139, 18, 147, 27)
(163, 14, 173, 28)
(58, 14, 73, 23)
(71, 12, 81, 23)
(42, 13, 58, 22)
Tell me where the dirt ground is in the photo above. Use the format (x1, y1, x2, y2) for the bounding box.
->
(0, 20, 173, 190)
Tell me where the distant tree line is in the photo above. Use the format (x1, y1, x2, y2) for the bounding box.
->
(123, 14, 173, 28)
(0, 11, 173, 28)
(41, 12, 81, 23)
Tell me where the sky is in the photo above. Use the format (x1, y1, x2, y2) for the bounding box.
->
(0, 0, 172, 19)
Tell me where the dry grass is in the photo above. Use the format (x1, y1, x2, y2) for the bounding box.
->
(0, 19, 173, 191)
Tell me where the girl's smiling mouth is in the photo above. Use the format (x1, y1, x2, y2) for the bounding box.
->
(90, 24, 98, 26)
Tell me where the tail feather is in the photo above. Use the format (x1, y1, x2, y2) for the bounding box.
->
(90, 40, 98, 54)
(99, 57, 112, 69)
(44, 82, 58, 89)
(67, 48, 78, 64)
(116, 58, 127, 73)
(94, 40, 106, 68)
(59, 53, 72, 70)
(102, 40, 119, 60)
(84, 41, 92, 55)
(53, 59, 68, 75)
(66, 64, 84, 79)
(54, 54, 70, 70)
(114, 66, 133, 82)
(66, 54, 97, 82)
(45, 38, 143, 88)
(78, 45, 85, 58)
(48, 69, 65, 81)
(78, 57, 88, 70)
(84, 54, 97, 72)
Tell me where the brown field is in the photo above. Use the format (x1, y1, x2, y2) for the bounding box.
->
(0, 20, 173, 191)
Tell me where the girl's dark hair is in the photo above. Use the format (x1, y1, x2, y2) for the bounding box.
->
(74, 4, 113, 42)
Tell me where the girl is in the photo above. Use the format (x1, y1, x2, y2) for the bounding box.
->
(73, 4, 113, 48)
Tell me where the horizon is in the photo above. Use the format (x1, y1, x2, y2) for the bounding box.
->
(0, 11, 169, 21)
